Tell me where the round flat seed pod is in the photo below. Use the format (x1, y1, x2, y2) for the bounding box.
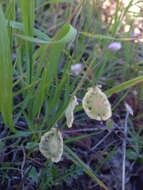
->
(82, 87, 112, 121)
(65, 96, 78, 128)
(39, 128, 63, 163)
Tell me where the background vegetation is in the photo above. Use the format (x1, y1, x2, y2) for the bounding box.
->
(0, 0, 143, 189)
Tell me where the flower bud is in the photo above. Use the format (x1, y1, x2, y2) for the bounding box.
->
(108, 42, 122, 51)
(71, 63, 82, 75)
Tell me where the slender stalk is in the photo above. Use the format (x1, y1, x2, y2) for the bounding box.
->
(122, 112, 129, 190)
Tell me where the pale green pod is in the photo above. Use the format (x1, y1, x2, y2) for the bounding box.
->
(65, 96, 78, 128)
(39, 128, 63, 163)
(82, 87, 112, 121)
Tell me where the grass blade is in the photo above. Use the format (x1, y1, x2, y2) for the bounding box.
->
(105, 75, 143, 97)
(0, 4, 14, 132)
(80, 31, 138, 41)
(20, 0, 35, 84)
(64, 145, 109, 190)
(15, 24, 77, 44)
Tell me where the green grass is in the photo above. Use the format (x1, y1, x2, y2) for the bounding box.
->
(0, 0, 143, 189)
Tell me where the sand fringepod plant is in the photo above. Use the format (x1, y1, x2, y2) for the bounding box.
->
(65, 96, 78, 128)
(39, 128, 63, 163)
(82, 87, 112, 121)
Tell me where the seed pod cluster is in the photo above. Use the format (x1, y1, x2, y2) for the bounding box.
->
(39, 87, 112, 163)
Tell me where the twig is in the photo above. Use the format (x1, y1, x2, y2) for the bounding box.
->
(21, 146, 26, 179)
(63, 126, 107, 133)
(89, 130, 113, 152)
(21, 146, 26, 190)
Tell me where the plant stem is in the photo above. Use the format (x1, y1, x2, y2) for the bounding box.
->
(122, 111, 129, 190)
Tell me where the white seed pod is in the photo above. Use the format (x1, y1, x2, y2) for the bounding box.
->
(39, 128, 63, 163)
(82, 87, 112, 121)
(65, 96, 78, 128)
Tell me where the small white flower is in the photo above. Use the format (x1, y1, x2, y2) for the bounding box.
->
(71, 63, 82, 75)
(125, 102, 134, 116)
(108, 42, 122, 51)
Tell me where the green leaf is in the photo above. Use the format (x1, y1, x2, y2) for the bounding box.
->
(20, 0, 35, 83)
(8, 20, 50, 40)
(32, 65, 48, 118)
(64, 132, 98, 144)
(5, 0, 15, 20)
(0, 5, 14, 132)
(15, 24, 77, 44)
(106, 119, 113, 129)
(105, 75, 143, 97)
(126, 149, 138, 160)
(28, 166, 39, 184)
(80, 31, 137, 41)
(20, 0, 35, 37)
(30, 24, 77, 120)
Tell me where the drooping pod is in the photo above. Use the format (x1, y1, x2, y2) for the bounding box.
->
(39, 128, 63, 163)
(82, 87, 112, 121)
(65, 96, 78, 128)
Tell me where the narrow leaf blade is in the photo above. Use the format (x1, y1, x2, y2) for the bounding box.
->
(0, 5, 14, 132)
